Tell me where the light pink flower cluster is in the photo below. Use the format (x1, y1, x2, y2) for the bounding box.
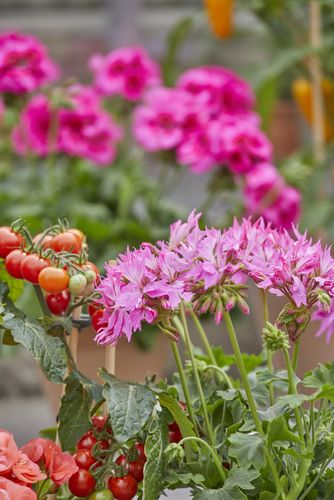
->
(0, 32, 58, 94)
(0, 429, 77, 499)
(12, 85, 122, 166)
(89, 46, 161, 101)
(96, 212, 334, 345)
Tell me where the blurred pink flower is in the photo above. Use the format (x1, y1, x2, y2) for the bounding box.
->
(11, 452, 46, 484)
(261, 185, 301, 230)
(177, 66, 254, 117)
(21, 438, 78, 486)
(176, 128, 216, 174)
(0, 477, 36, 500)
(313, 303, 334, 343)
(0, 431, 19, 475)
(12, 94, 53, 157)
(0, 32, 58, 94)
(89, 46, 161, 101)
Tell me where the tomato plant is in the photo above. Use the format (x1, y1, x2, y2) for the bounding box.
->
(108, 475, 138, 500)
(68, 469, 96, 498)
(46, 290, 70, 315)
(38, 267, 69, 293)
(20, 254, 49, 284)
(0, 227, 24, 258)
(5, 250, 26, 278)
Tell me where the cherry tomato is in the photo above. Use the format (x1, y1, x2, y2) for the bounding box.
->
(68, 469, 95, 498)
(91, 309, 107, 333)
(116, 454, 128, 470)
(46, 290, 70, 315)
(89, 490, 112, 500)
(38, 267, 69, 293)
(108, 475, 138, 500)
(88, 302, 102, 317)
(0, 227, 24, 258)
(69, 273, 87, 295)
(91, 415, 107, 431)
(68, 228, 85, 242)
(222, 461, 231, 470)
(168, 422, 182, 443)
(77, 431, 97, 451)
(134, 442, 146, 462)
(96, 439, 109, 451)
(73, 449, 96, 470)
(33, 233, 54, 250)
(5, 250, 26, 278)
(20, 254, 49, 284)
(82, 261, 101, 284)
(129, 459, 145, 482)
(52, 231, 82, 254)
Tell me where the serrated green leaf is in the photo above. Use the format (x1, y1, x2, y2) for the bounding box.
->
(99, 368, 156, 443)
(164, 470, 205, 489)
(193, 466, 259, 500)
(58, 373, 92, 451)
(229, 432, 265, 470)
(143, 416, 169, 500)
(258, 394, 309, 421)
(267, 417, 302, 447)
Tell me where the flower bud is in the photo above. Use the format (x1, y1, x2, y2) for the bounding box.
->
(164, 443, 185, 466)
(317, 290, 331, 313)
(262, 321, 290, 352)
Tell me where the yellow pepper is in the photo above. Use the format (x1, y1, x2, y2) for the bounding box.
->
(204, 0, 234, 39)
(292, 77, 334, 142)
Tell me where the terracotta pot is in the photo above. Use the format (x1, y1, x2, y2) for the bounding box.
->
(42, 327, 170, 414)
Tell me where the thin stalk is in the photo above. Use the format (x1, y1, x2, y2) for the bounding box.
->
(310, 402, 315, 445)
(299, 456, 333, 500)
(170, 340, 198, 436)
(261, 290, 274, 406)
(180, 303, 215, 447)
(33, 285, 50, 316)
(292, 339, 301, 372)
(203, 365, 234, 390)
(223, 311, 283, 498)
(179, 437, 226, 482)
(283, 347, 305, 444)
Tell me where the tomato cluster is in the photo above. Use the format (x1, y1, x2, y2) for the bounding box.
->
(0, 221, 102, 318)
(69, 415, 146, 500)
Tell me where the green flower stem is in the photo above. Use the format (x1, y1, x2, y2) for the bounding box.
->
(189, 307, 234, 389)
(299, 456, 333, 500)
(283, 347, 305, 444)
(180, 303, 215, 448)
(261, 290, 274, 406)
(170, 339, 199, 437)
(292, 339, 301, 372)
(286, 456, 312, 500)
(179, 436, 226, 482)
(223, 311, 284, 498)
(33, 285, 51, 316)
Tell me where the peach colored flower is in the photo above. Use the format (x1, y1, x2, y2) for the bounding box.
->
(0, 431, 19, 475)
(0, 477, 36, 500)
(12, 452, 46, 484)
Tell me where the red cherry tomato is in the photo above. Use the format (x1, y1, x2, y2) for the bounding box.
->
(116, 454, 129, 470)
(5, 250, 26, 278)
(108, 475, 138, 500)
(88, 302, 102, 317)
(91, 309, 107, 333)
(68, 469, 95, 498)
(46, 290, 71, 315)
(96, 439, 109, 451)
(33, 233, 54, 250)
(73, 449, 96, 470)
(168, 422, 182, 443)
(129, 459, 145, 482)
(68, 228, 85, 242)
(38, 267, 69, 293)
(52, 231, 82, 254)
(134, 442, 146, 462)
(20, 254, 49, 284)
(77, 431, 97, 451)
(91, 415, 107, 431)
(0, 227, 24, 258)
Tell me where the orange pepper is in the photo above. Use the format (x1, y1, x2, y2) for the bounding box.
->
(292, 77, 334, 142)
(204, 0, 234, 39)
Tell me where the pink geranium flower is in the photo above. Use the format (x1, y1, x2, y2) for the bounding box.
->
(0, 431, 19, 475)
(0, 32, 58, 94)
(89, 46, 161, 101)
(11, 452, 46, 484)
(21, 438, 78, 486)
(0, 477, 36, 500)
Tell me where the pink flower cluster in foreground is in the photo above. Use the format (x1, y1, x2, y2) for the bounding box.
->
(95, 211, 334, 345)
(89, 46, 161, 101)
(12, 85, 122, 166)
(133, 66, 300, 228)
(0, 32, 58, 94)
(0, 430, 77, 499)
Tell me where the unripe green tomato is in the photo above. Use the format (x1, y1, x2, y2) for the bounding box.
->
(69, 273, 87, 295)
(85, 269, 97, 284)
(89, 489, 113, 500)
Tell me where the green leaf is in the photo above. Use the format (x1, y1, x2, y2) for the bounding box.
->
(256, 77, 278, 131)
(164, 470, 205, 489)
(0, 263, 24, 301)
(39, 427, 57, 441)
(304, 363, 334, 401)
(99, 368, 156, 443)
(229, 432, 265, 470)
(1, 330, 19, 346)
(158, 392, 196, 439)
(162, 17, 193, 86)
(58, 373, 92, 451)
(142, 415, 169, 500)
(258, 394, 309, 421)
(267, 417, 302, 447)
(193, 466, 259, 500)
